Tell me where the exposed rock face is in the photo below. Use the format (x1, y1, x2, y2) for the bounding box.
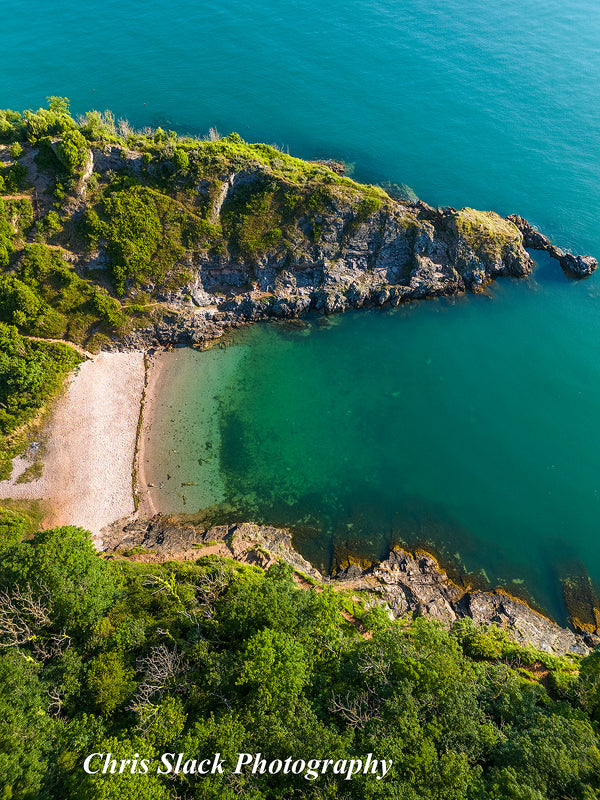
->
(460, 591, 590, 656)
(119, 201, 540, 350)
(339, 547, 592, 655)
(103, 516, 593, 655)
(102, 516, 323, 580)
(506, 214, 598, 276)
(92, 145, 144, 175)
(116, 199, 598, 352)
(56, 148, 591, 351)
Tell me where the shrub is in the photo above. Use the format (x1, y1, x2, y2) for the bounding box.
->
(173, 148, 189, 171)
(87, 186, 196, 294)
(9, 141, 24, 159)
(55, 128, 89, 176)
(24, 97, 75, 143)
(0, 109, 25, 143)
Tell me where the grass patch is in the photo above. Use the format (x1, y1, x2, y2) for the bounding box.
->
(0, 500, 46, 549)
(15, 459, 43, 483)
(452, 208, 522, 263)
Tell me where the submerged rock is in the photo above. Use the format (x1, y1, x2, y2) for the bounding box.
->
(561, 570, 600, 637)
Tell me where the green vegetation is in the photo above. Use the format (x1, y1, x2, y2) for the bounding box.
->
(84, 186, 203, 295)
(0, 97, 393, 353)
(0, 243, 126, 341)
(0, 324, 81, 478)
(0, 197, 33, 266)
(221, 177, 284, 259)
(0, 504, 41, 551)
(0, 160, 27, 194)
(55, 128, 89, 177)
(15, 458, 44, 483)
(0, 525, 598, 799)
(24, 96, 76, 143)
(452, 208, 522, 264)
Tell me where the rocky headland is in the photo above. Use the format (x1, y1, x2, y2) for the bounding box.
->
(102, 515, 598, 656)
(3, 112, 597, 355)
(118, 192, 598, 351)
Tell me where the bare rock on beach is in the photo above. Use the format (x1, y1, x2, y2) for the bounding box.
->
(104, 515, 593, 655)
(460, 590, 590, 656)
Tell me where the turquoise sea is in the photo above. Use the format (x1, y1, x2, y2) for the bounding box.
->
(3, 0, 600, 619)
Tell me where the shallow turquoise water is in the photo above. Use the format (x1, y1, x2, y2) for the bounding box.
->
(4, 1, 600, 617)
(146, 256, 600, 620)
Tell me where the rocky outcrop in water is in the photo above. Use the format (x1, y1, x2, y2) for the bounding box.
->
(103, 515, 594, 655)
(120, 201, 522, 350)
(506, 214, 597, 276)
(117, 190, 597, 351)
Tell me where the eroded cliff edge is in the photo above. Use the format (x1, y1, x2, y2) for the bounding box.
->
(0, 109, 596, 354)
(103, 516, 598, 656)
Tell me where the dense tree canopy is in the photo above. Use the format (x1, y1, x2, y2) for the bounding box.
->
(0, 524, 598, 799)
(0, 323, 81, 478)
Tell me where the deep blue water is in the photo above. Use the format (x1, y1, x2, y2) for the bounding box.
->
(4, 0, 600, 618)
(2, 0, 600, 252)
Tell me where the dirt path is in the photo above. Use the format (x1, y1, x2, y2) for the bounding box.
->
(23, 334, 96, 360)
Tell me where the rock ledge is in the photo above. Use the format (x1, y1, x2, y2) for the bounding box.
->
(103, 516, 595, 656)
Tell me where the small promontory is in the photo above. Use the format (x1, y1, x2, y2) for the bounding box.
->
(0, 98, 596, 354)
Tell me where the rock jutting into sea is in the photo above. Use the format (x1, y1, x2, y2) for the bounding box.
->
(102, 516, 598, 656)
(506, 215, 597, 276)
(1, 119, 597, 352)
(47, 136, 597, 353)
(118, 192, 598, 350)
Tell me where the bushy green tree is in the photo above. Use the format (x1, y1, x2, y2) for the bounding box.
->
(87, 651, 136, 715)
(0, 199, 14, 267)
(55, 128, 89, 176)
(0, 506, 32, 551)
(0, 526, 118, 630)
(173, 148, 189, 171)
(66, 736, 169, 800)
(0, 109, 25, 143)
(24, 96, 75, 143)
(0, 653, 57, 799)
(237, 627, 309, 711)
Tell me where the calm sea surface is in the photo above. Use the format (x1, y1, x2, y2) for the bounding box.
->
(3, 0, 600, 618)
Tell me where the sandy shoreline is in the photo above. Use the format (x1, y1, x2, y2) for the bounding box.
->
(0, 351, 146, 546)
(136, 350, 167, 519)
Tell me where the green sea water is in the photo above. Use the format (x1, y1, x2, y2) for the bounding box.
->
(147, 253, 600, 621)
